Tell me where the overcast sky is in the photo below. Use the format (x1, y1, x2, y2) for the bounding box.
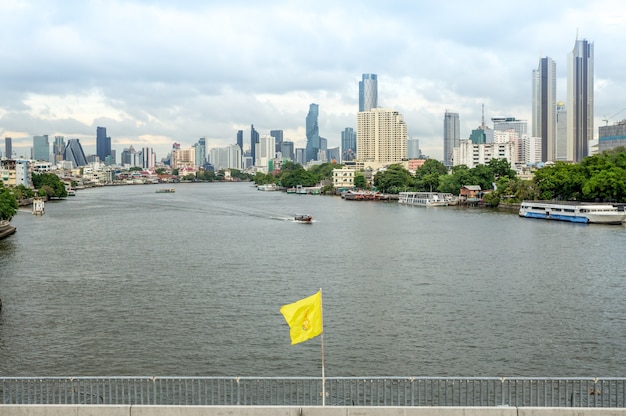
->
(2, 0, 626, 162)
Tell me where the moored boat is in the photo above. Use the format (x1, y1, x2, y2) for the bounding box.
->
(519, 201, 626, 224)
(156, 188, 175, 193)
(398, 192, 455, 207)
(294, 214, 313, 223)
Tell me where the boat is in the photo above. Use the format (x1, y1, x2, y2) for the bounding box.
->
(66, 188, 76, 196)
(32, 197, 45, 215)
(257, 183, 278, 191)
(156, 188, 175, 193)
(341, 190, 381, 200)
(294, 214, 313, 223)
(519, 201, 626, 224)
(398, 192, 455, 206)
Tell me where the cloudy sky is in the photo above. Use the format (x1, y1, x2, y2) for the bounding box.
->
(2, 0, 626, 162)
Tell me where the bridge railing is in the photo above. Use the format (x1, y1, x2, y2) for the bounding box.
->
(1, 377, 624, 407)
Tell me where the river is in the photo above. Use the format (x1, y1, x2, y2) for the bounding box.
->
(0, 182, 624, 377)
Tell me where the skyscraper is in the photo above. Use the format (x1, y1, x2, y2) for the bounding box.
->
(305, 103, 320, 162)
(250, 124, 259, 165)
(532, 57, 557, 162)
(555, 101, 568, 160)
(357, 108, 407, 164)
(341, 127, 357, 162)
(359, 74, 378, 112)
(4, 137, 12, 159)
(236, 130, 243, 151)
(443, 111, 460, 167)
(64, 139, 88, 167)
(567, 38, 594, 162)
(53, 136, 65, 164)
(96, 126, 111, 163)
(33, 135, 50, 161)
(270, 130, 284, 154)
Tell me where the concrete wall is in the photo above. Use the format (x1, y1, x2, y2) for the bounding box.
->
(0, 406, 625, 416)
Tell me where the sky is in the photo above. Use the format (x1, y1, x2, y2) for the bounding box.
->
(2, 0, 626, 162)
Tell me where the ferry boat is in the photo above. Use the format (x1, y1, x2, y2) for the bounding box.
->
(257, 183, 278, 191)
(519, 201, 626, 225)
(294, 214, 313, 223)
(398, 192, 455, 207)
(156, 188, 175, 193)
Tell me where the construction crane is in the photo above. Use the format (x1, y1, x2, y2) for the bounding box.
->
(602, 107, 626, 125)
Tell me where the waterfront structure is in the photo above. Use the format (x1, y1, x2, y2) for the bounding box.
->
(443, 111, 460, 167)
(4, 137, 12, 160)
(305, 104, 320, 162)
(32, 135, 50, 161)
(280, 141, 294, 161)
(599, 120, 626, 153)
(555, 101, 568, 160)
(96, 126, 112, 164)
(532, 57, 557, 162)
(359, 73, 378, 112)
(567, 38, 594, 162)
(250, 125, 259, 165)
(357, 108, 408, 167)
(64, 139, 88, 167)
(210, 144, 242, 171)
(341, 127, 357, 162)
(332, 167, 355, 189)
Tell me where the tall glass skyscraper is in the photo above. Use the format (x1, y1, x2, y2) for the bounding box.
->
(64, 139, 88, 167)
(250, 125, 259, 165)
(341, 127, 357, 162)
(532, 57, 557, 162)
(359, 74, 378, 112)
(33, 135, 50, 161)
(443, 112, 460, 167)
(567, 38, 594, 162)
(305, 103, 320, 162)
(4, 137, 12, 159)
(96, 126, 111, 163)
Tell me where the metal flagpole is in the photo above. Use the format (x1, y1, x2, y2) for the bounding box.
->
(320, 288, 325, 406)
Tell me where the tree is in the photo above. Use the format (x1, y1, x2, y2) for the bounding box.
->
(280, 169, 317, 188)
(414, 159, 448, 191)
(0, 186, 18, 221)
(31, 173, 67, 199)
(353, 172, 367, 189)
(373, 164, 414, 193)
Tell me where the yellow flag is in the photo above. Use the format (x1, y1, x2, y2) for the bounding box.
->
(280, 291, 323, 345)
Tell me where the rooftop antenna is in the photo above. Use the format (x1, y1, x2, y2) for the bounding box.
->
(481, 103, 485, 128)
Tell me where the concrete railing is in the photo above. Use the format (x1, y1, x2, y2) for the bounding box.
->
(1, 405, 626, 416)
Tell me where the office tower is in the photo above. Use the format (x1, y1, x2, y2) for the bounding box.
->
(359, 74, 378, 112)
(53, 136, 65, 164)
(341, 127, 357, 162)
(141, 147, 155, 169)
(492, 117, 527, 138)
(443, 111, 460, 167)
(555, 102, 567, 160)
(567, 38, 594, 162)
(270, 130, 283, 154)
(64, 139, 88, 167)
(5, 137, 12, 159)
(33, 135, 50, 161)
(96, 126, 111, 163)
(532, 57, 557, 162)
(295, 148, 305, 165)
(281, 140, 294, 161)
(357, 108, 407, 164)
(305, 103, 320, 162)
(210, 144, 243, 171)
(236, 130, 243, 151)
(407, 137, 421, 159)
(121, 145, 136, 166)
(250, 124, 259, 165)
(194, 138, 206, 168)
(256, 135, 276, 172)
(327, 147, 340, 163)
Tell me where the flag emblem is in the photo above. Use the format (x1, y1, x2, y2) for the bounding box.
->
(280, 291, 323, 345)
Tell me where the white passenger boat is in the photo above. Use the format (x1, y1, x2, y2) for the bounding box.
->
(398, 192, 454, 207)
(519, 201, 626, 224)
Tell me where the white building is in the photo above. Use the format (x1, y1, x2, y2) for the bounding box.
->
(357, 108, 407, 169)
(332, 167, 355, 189)
(255, 135, 276, 173)
(520, 135, 543, 165)
(452, 140, 515, 168)
(209, 144, 242, 171)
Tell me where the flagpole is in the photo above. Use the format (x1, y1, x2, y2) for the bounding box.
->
(320, 288, 325, 406)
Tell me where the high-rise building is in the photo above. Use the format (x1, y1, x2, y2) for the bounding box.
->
(255, 135, 276, 173)
(194, 138, 206, 168)
(341, 127, 357, 162)
(32, 135, 50, 161)
(236, 130, 243, 151)
(121, 145, 136, 166)
(407, 137, 421, 159)
(305, 103, 320, 162)
(270, 130, 284, 154)
(141, 147, 155, 169)
(492, 117, 527, 139)
(250, 124, 259, 165)
(357, 108, 407, 165)
(443, 112, 460, 167)
(281, 141, 294, 161)
(532, 57, 557, 162)
(4, 137, 12, 159)
(567, 38, 594, 162)
(96, 126, 112, 163)
(359, 74, 378, 112)
(64, 139, 88, 167)
(555, 101, 568, 160)
(210, 144, 242, 171)
(599, 120, 626, 153)
(53, 136, 65, 164)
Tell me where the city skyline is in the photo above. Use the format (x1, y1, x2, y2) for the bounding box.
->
(1, 1, 626, 161)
